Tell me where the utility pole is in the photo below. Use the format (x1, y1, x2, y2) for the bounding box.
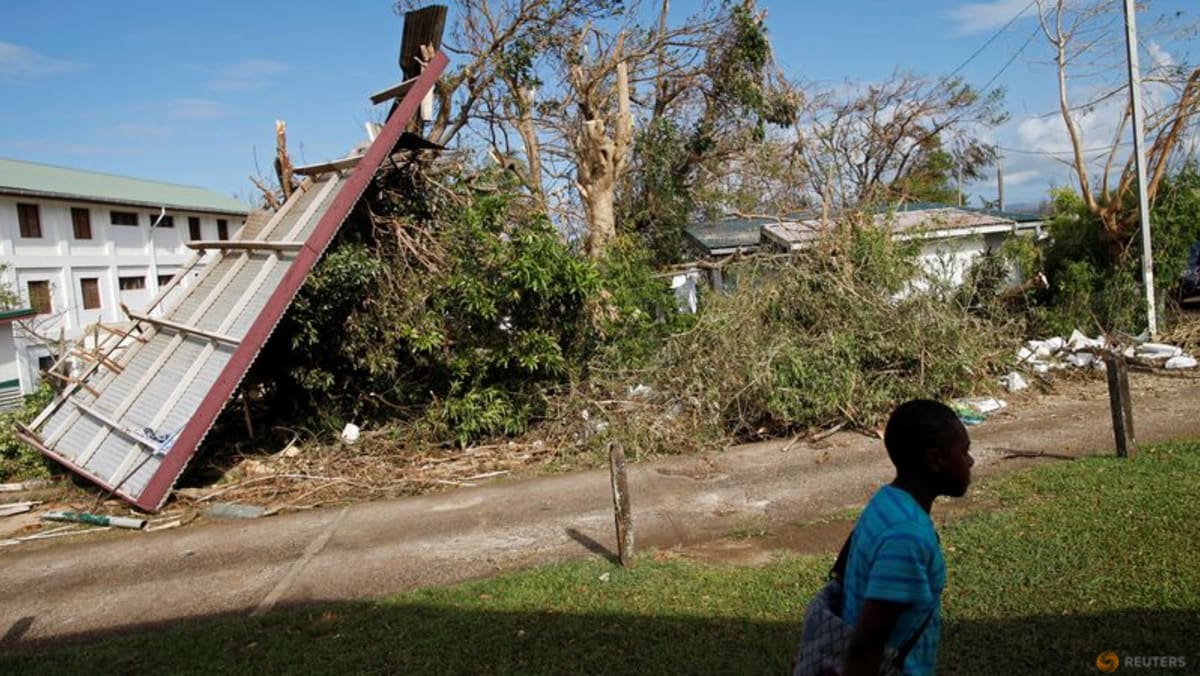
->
(1123, 0, 1158, 338)
(997, 152, 1005, 211)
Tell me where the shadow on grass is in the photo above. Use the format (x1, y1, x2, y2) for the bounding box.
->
(1, 602, 1195, 675)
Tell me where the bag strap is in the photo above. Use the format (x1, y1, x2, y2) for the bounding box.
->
(893, 605, 935, 666)
(834, 526, 936, 667)
(829, 529, 854, 582)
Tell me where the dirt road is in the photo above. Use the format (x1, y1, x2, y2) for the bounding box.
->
(1, 373, 1197, 645)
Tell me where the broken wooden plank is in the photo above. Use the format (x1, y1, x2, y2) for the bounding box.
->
(0, 478, 54, 493)
(369, 77, 417, 105)
(294, 155, 363, 176)
(0, 501, 39, 517)
(185, 240, 305, 252)
(65, 398, 161, 451)
(44, 369, 100, 397)
(96, 323, 148, 344)
(125, 311, 241, 346)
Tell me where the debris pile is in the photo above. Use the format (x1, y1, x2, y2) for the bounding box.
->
(1007, 329, 1196, 386)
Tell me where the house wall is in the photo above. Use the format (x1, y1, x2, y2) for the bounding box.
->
(918, 235, 990, 288)
(917, 231, 1028, 289)
(0, 195, 244, 394)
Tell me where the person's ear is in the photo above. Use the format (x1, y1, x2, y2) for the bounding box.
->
(924, 446, 943, 472)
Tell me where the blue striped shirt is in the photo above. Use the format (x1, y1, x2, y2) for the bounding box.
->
(842, 485, 945, 675)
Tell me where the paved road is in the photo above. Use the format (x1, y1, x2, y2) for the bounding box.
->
(1, 374, 1197, 645)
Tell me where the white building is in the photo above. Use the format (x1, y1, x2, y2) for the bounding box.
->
(0, 157, 249, 398)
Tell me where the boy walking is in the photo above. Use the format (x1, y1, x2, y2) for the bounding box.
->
(840, 399, 974, 675)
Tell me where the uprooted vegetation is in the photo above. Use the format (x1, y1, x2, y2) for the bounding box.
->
(111, 159, 1019, 509)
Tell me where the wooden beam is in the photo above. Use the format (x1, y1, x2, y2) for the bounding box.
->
(369, 77, 417, 105)
(96, 323, 148, 344)
(126, 311, 240, 346)
(71, 348, 123, 374)
(66, 398, 159, 451)
(44, 369, 99, 398)
(293, 155, 363, 177)
(185, 240, 305, 252)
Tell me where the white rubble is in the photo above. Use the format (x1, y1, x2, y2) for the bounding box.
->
(1014, 329, 1195, 374)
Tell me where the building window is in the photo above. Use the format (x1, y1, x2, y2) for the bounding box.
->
(118, 276, 146, 291)
(152, 214, 174, 228)
(157, 274, 174, 287)
(80, 278, 101, 310)
(71, 207, 93, 239)
(37, 356, 55, 373)
(27, 280, 51, 314)
(110, 211, 138, 226)
(17, 203, 41, 238)
(188, 216, 201, 240)
(216, 219, 229, 241)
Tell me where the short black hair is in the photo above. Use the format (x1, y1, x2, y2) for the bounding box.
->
(884, 399, 966, 473)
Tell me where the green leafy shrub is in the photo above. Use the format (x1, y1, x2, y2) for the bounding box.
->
(592, 222, 1014, 453)
(263, 168, 602, 445)
(0, 384, 56, 481)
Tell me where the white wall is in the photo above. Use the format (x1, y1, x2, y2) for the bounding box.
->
(919, 235, 989, 288)
(0, 194, 243, 393)
(0, 327, 18, 384)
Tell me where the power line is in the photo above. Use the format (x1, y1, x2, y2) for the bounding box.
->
(998, 141, 1132, 157)
(942, 0, 1039, 85)
(978, 25, 1042, 94)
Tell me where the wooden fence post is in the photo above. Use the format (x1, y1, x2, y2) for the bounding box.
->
(608, 441, 634, 567)
(1104, 351, 1136, 459)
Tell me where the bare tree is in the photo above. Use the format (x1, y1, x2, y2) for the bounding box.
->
(395, 1, 798, 257)
(791, 73, 1007, 208)
(1035, 0, 1200, 257)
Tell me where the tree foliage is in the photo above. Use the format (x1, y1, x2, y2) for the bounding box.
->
(792, 73, 1007, 207)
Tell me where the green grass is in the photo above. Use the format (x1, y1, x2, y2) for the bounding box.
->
(3, 443, 1199, 675)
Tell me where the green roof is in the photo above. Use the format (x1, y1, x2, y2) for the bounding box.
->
(0, 307, 35, 323)
(0, 157, 249, 216)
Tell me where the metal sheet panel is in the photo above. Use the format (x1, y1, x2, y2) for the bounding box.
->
(21, 52, 449, 511)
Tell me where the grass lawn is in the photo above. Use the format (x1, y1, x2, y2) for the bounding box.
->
(2, 442, 1198, 675)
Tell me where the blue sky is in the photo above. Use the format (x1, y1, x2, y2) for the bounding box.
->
(0, 0, 1194, 208)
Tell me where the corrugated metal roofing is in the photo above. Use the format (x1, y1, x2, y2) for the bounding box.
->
(762, 206, 1027, 252)
(17, 51, 449, 512)
(0, 157, 249, 215)
(684, 217, 772, 255)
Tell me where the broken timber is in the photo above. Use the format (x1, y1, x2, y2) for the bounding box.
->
(185, 240, 306, 252)
(16, 51, 451, 512)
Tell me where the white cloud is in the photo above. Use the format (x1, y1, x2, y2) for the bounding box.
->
(208, 59, 291, 92)
(944, 0, 1036, 36)
(0, 41, 86, 84)
(166, 98, 233, 119)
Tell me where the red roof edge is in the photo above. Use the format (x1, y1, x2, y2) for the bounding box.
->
(134, 52, 451, 512)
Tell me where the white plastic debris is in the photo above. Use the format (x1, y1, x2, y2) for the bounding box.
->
(628, 384, 653, 398)
(1165, 356, 1198, 370)
(1065, 353, 1095, 368)
(957, 397, 1008, 414)
(1136, 343, 1184, 360)
(1066, 330, 1105, 351)
(670, 270, 701, 314)
(1000, 372, 1029, 393)
(340, 423, 361, 445)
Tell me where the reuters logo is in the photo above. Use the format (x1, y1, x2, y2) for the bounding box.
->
(1097, 651, 1120, 673)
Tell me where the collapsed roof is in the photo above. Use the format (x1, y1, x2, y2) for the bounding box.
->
(16, 49, 449, 512)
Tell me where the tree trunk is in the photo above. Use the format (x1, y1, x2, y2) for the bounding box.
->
(579, 61, 632, 259)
